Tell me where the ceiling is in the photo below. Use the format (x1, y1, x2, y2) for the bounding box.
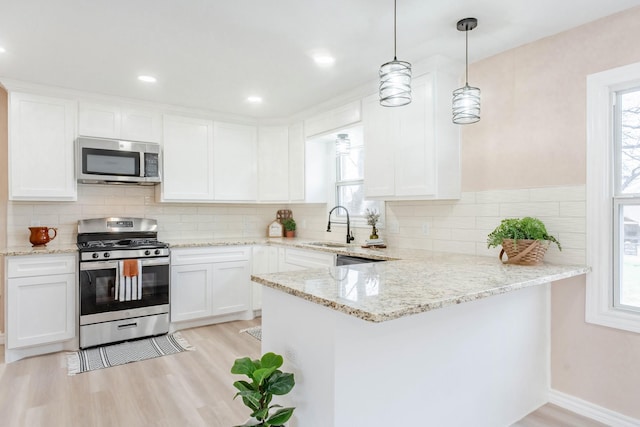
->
(1, 0, 639, 120)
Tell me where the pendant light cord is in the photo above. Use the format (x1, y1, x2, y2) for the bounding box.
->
(393, 0, 397, 61)
(465, 27, 469, 85)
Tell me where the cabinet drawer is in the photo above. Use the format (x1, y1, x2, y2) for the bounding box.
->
(171, 246, 251, 265)
(7, 254, 77, 278)
(284, 248, 335, 269)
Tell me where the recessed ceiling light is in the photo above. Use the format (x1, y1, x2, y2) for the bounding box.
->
(138, 75, 157, 83)
(313, 55, 336, 67)
(247, 96, 263, 104)
(0, 47, 6, 54)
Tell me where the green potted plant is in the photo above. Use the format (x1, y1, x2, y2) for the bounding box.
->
(487, 217, 561, 265)
(282, 218, 296, 238)
(231, 352, 296, 427)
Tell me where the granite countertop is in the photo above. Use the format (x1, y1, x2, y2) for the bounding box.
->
(252, 252, 589, 322)
(1, 236, 589, 324)
(0, 244, 79, 256)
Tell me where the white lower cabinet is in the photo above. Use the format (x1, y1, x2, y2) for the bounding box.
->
(170, 246, 251, 323)
(6, 254, 76, 350)
(251, 245, 279, 310)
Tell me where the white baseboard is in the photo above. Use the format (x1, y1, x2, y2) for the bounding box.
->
(549, 389, 640, 426)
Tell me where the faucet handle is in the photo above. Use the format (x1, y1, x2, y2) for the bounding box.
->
(347, 230, 355, 243)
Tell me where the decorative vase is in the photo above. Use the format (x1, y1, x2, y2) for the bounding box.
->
(369, 226, 378, 240)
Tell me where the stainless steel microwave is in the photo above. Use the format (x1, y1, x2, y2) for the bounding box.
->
(76, 137, 162, 185)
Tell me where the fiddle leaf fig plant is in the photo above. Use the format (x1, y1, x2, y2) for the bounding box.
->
(231, 352, 295, 427)
(487, 217, 562, 251)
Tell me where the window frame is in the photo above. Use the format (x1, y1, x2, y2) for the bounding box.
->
(586, 61, 640, 333)
(330, 138, 384, 229)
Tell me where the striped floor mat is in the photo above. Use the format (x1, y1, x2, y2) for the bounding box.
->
(67, 333, 194, 375)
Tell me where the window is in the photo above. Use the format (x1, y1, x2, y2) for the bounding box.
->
(614, 89, 640, 312)
(586, 62, 640, 333)
(334, 138, 384, 227)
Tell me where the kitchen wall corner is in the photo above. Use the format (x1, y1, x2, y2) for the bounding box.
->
(1, 86, 8, 334)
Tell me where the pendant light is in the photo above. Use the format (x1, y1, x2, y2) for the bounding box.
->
(379, 0, 411, 107)
(336, 133, 351, 155)
(452, 17, 480, 124)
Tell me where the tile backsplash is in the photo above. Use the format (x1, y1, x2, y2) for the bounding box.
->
(293, 185, 586, 265)
(6, 184, 288, 247)
(6, 184, 586, 266)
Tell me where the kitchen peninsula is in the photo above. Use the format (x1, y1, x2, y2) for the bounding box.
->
(252, 251, 588, 427)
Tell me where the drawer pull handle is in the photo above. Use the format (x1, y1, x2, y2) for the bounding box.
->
(117, 323, 138, 330)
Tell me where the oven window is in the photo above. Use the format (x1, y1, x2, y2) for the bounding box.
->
(83, 148, 140, 177)
(80, 262, 169, 316)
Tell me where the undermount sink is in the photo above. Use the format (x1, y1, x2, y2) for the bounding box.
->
(305, 242, 350, 248)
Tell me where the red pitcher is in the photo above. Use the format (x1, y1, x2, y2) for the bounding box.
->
(28, 227, 57, 247)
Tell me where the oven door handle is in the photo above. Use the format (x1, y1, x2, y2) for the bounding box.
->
(141, 257, 170, 267)
(80, 260, 120, 271)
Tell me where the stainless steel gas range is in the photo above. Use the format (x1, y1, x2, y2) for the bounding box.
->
(77, 217, 170, 348)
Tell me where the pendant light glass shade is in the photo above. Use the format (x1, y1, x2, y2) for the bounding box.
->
(452, 17, 480, 124)
(452, 84, 480, 124)
(379, 0, 411, 107)
(380, 59, 412, 107)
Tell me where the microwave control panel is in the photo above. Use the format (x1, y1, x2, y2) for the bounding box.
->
(144, 153, 160, 177)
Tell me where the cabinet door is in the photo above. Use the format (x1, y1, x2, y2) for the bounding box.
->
(78, 102, 121, 139)
(362, 93, 395, 198)
(7, 273, 75, 348)
(162, 115, 215, 201)
(251, 246, 279, 310)
(258, 126, 289, 201)
(9, 92, 77, 201)
(394, 74, 436, 197)
(211, 260, 251, 316)
(121, 107, 162, 143)
(170, 263, 214, 322)
(213, 122, 257, 201)
(288, 122, 305, 201)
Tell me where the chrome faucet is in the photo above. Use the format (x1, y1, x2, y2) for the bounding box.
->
(327, 205, 355, 244)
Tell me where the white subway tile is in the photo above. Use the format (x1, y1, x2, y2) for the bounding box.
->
(476, 189, 531, 204)
(499, 202, 560, 218)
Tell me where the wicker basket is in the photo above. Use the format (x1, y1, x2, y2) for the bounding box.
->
(499, 239, 549, 265)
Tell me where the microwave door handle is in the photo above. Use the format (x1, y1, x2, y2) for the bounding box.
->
(140, 152, 145, 177)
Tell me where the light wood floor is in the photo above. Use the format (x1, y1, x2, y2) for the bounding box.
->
(0, 319, 606, 427)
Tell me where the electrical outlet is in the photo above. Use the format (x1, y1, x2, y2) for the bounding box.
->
(422, 223, 429, 235)
(388, 221, 400, 234)
(301, 219, 307, 229)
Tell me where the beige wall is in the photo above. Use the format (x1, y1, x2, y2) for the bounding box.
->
(464, 7, 640, 419)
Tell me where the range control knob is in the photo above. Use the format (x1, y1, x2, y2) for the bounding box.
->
(144, 250, 151, 256)
(92, 253, 99, 259)
(103, 252, 110, 258)
(154, 249, 161, 255)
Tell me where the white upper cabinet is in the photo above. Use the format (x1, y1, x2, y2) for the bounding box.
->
(258, 126, 290, 202)
(304, 100, 361, 138)
(363, 71, 460, 200)
(288, 122, 305, 202)
(9, 92, 77, 201)
(161, 114, 215, 201)
(256, 123, 306, 202)
(213, 122, 257, 201)
(78, 102, 161, 143)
